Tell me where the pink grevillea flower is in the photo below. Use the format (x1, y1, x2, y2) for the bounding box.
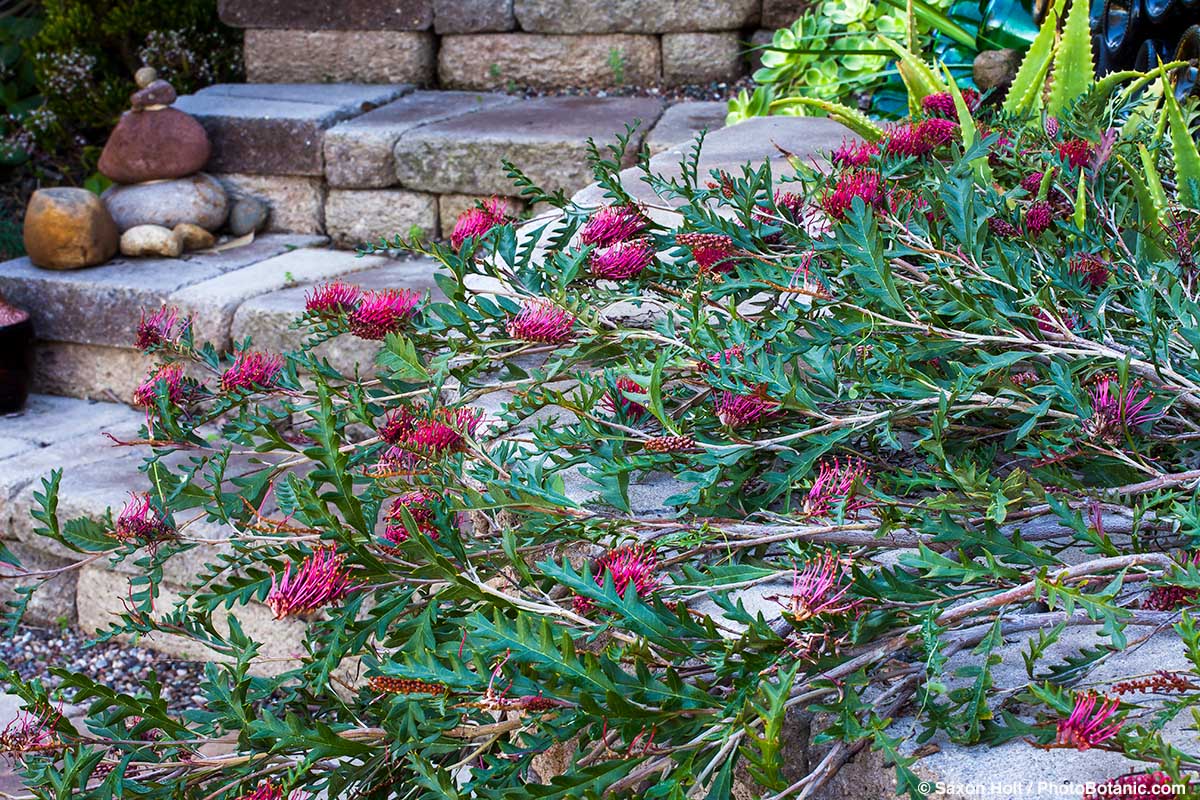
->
(266, 547, 354, 619)
(133, 363, 190, 408)
(589, 238, 654, 280)
(0, 707, 59, 754)
(989, 217, 1020, 239)
(1058, 138, 1095, 169)
(1069, 252, 1111, 288)
(1045, 116, 1060, 138)
(1020, 171, 1046, 194)
(574, 544, 661, 614)
(677, 232, 738, 273)
(604, 377, 648, 418)
(347, 288, 420, 340)
(506, 299, 575, 344)
(921, 89, 980, 119)
(304, 281, 361, 318)
(383, 489, 440, 543)
(714, 390, 776, 429)
(821, 171, 887, 221)
(379, 405, 484, 458)
(221, 351, 283, 393)
(1055, 692, 1123, 750)
(1083, 773, 1180, 800)
(803, 458, 873, 518)
(579, 204, 647, 247)
(450, 197, 509, 250)
(135, 305, 186, 351)
(1025, 201, 1055, 236)
(1083, 375, 1159, 444)
(703, 345, 745, 370)
(884, 118, 958, 157)
(1034, 308, 1079, 336)
(831, 139, 879, 168)
(774, 551, 857, 623)
(113, 492, 173, 545)
(1144, 552, 1200, 610)
(238, 782, 308, 800)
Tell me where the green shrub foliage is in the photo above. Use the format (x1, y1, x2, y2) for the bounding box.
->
(6, 59, 1200, 800)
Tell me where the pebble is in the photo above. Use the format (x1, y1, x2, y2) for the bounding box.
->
(173, 222, 214, 251)
(226, 195, 269, 236)
(103, 173, 228, 232)
(120, 224, 183, 258)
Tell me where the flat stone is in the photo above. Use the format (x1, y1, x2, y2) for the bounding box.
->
(129, 78, 176, 109)
(0, 234, 326, 347)
(574, 116, 855, 208)
(438, 33, 661, 90)
(513, 0, 759, 32)
(103, 173, 228, 232)
(244, 30, 436, 84)
(324, 91, 516, 188)
(216, 175, 326, 234)
(175, 84, 412, 176)
(761, 0, 808, 28)
(662, 32, 746, 85)
(22, 188, 119, 270)
(0, 541, 78, 625)
(218, 0, 433, 30)
(645, 101, 728, 156)
(98, 107, 209, 183)
(324, 189, 438, 249)
(169, 246, 390, 349)
(31, 342, 152, 402)
(434, 0, 514, 32)
(230, 258, 445, 373)
(438, 193, 525, 239)
(394, 95, 666, 195)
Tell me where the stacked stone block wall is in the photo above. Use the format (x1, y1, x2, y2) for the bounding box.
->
(218, 0, 811, 88)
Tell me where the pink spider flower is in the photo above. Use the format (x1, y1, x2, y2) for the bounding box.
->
(450, 197, 510, 250)
(1069, 252, 1111, 288)
(803, 458, 873, 518)
(574, 543, 660, 614)
(1083, 375, 1159, 444)
(1058, 138, 1095, 170)
(379, 405, 483, 458)
(884, 118, 958, 157)
(266, 547, 355, 619)
(589, 238, 654, 280)
(133, 363, 191, 408)
(831, 139, 879, 168)
(820, 171, 887, 221)
(714, 389, 777, 429)
(1025, 201, 1055, 236)
(921, 88, 980, 119)
(238, 782, 309, 800)
(304, 281, 361, 318)
(0, 706, 60, 754)
(383, 489, 441, 543)
(579, 204, 647, 247)
(1083, 772, 1180, 800)
(1034, 308, 1079, 336)
(989, 217, 1020, 239)
(134, 305, 186, 351)
(775, 551, 858, 623)
(347, 288, 420, 340)
(221, 351, 283, 393)
(506, 299, 575, 344)
(703, 345, 745, 371)
(677, 232, 738, 273)
(1055, 692, 1123, 750)
(1020, 171, 1046, 194)
(604, 377, 648, 418)
(113, 492, 173, 545)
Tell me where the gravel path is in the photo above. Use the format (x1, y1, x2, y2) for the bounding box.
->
(0, 625, 209, 711)
(514, 77, 755, 103)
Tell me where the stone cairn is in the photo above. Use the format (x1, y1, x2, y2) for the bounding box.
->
(22, 67, 269, 270)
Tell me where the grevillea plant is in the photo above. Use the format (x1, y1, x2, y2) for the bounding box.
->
(10, 54, 1200, 800)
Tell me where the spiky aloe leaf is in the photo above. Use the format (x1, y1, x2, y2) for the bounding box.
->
(1073, 169, 1087, 230)
(1003, 0, 1064, 116)
(1163, 77, 1200, 209)
(1046, 0, 1095, 117)
(879, 36, 948, 116)
(768, 96, 886, 142)
(941, 62, 994, 186)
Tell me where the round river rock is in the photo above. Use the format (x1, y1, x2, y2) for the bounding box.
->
(22, 187, 119, 270)
(102, 173, 229, 233)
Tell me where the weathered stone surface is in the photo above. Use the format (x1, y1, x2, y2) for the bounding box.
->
(324, 91, 515, 188)
(0, 541, 79, 625)
(0, 234, 326, 347)
(175, 83, 411, 176)
(748, 28, 774, 71)
(513, 0, 759, 32)
(129, 79, 176, 109)
(219, 0, 433, 30)
(761, 0, 811, 28)
(174, 223, 215, 251)
(169, 247, 389, 349)
(119, 225, 183, 259)
(22, 188, 119, 270)
(662, 32, 745, 84)
(438, 34, 661, 89)
(102, 173, 228, 233)
(974, 48, 1023, 95)
(31, 342, 151, 401)
(434, 0, 514, 32)
(227, 196, 269, 236)
(394, 96, 665, 195)
(245, 30, 436, 84)
(324, 189, 438, 249)
(574, 116, 854, 209)
(438, 194, 525, 239)
(231, 258, 444, 373)
(216, 175, 326, 234)
(97, 108, 209, 183)
(646, 101, 728, 155)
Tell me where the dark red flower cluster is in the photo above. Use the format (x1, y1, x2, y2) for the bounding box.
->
(379, 404, 484, 462)
(383, 489, 441, 543)
(604, 376, 648, 419)
(884, 117, 958, 158)
(677, 232, 738, 273)
(303, 281, 421, 340)
(220, 351, 284, 393)
(113, 492, 174, 546)
(821, 171, 887, 221)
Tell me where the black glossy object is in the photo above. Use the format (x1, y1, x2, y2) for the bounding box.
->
(0, 294, 33, 414)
